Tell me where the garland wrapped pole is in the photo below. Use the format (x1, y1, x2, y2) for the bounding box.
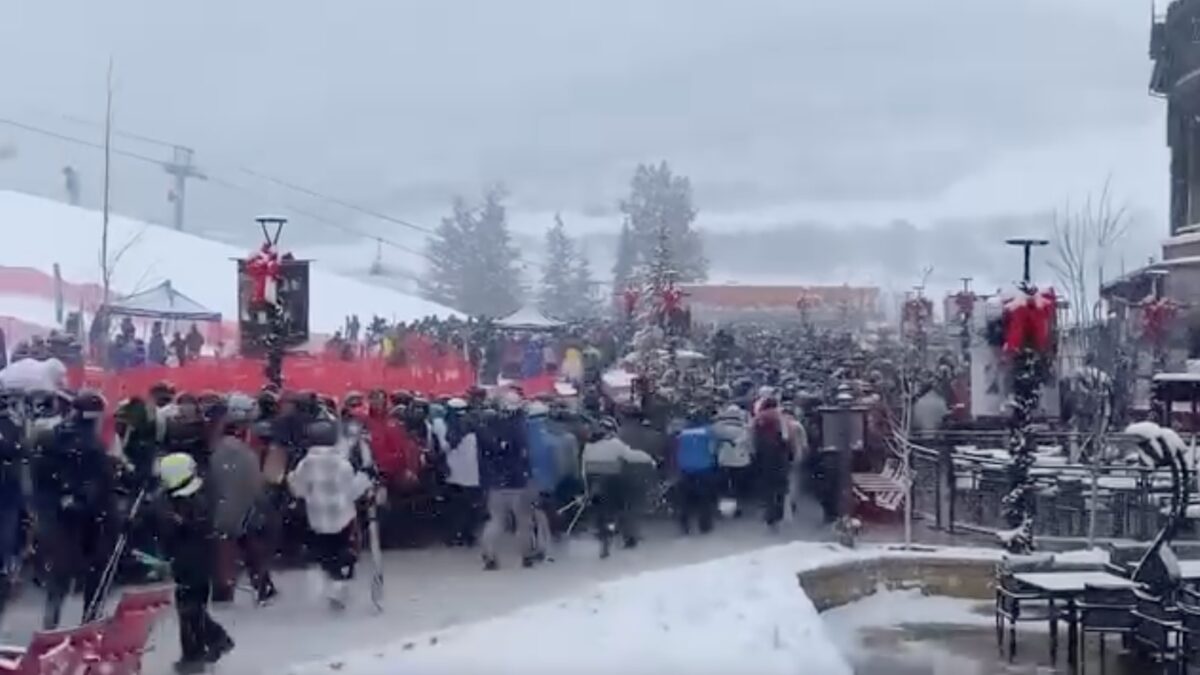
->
(249, 215, 288, 388)
(999, 237, 1054, 554)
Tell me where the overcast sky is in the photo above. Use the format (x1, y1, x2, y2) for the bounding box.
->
(0, 0, 1167, 257)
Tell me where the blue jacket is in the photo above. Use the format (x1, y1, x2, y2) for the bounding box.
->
(525, 415, 558, 493)
(478, 413, 529, 490)
(675, 424, 716, 474)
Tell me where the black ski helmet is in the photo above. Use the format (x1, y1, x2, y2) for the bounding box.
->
(305, 419, 339, 447)
(72, 389, 106, 421)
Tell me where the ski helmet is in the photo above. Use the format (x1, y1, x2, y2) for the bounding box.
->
(157, 452, 202, 497)
(225, 393, 257, 425)
(72, 390, 106, 421)
(305, 419, 339, 447)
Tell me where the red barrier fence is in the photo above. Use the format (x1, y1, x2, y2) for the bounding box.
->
(79, 353, 475, 403)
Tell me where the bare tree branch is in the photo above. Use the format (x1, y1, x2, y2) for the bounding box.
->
(1051, 180, 1130, 332)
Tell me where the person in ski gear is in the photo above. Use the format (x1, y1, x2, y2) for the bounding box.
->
(185, 324, 205, 361)
(525, 401, 559, 558)
(287, 428, 372, 610)
(781, 406, 810, 522)
(34, 390, 117, 629)
(209, 393, 277, 605)
(113, 396, 160, 487)
(714, 404, 752, 517)
(581, 416, 654, 556)
(478, 393, 535, 570)
(164, 393, 209, 469)
(155, 451, 234, 673)
(363, 389, 418, 492)
(442, 398, 481, 547)
(148, 322, 168, 366)
(0, 390, 25, 620)
(673, 408, 718, 535)
(752, 397, 792, 530)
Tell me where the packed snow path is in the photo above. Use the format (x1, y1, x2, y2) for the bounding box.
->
(0, 516, 844, 674)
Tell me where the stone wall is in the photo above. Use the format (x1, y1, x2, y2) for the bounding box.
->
(798, 556, 996, 613)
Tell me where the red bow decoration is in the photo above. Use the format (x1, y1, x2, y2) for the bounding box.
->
(1002, 287, 1057, 355)
(954, 291, 976, 317)
(246, 243, 282, 305)
(902, 297, 932, 325)
(622, 288, 639, 316)
(661, 286, 682, 315)
(1142, 298, 1178, 344)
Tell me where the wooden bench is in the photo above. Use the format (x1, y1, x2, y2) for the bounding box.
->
(852, 458, 911, 512)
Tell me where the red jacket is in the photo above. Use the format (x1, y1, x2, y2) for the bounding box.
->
(363, 413, 417, 481)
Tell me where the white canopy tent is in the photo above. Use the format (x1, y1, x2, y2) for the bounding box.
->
(496, 304, 564, 331)
(104, 280, 221, 322)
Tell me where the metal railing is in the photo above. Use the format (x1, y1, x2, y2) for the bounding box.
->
(906, 430, 1196, 544)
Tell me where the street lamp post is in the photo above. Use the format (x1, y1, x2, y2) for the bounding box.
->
(1000, 238, 1050, 554)
(256, 215, 287, 389)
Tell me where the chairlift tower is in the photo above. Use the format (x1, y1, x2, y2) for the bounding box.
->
(164, 145, 205, 231)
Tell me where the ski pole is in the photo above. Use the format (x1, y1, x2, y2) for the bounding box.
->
(83, 484, 144, 623)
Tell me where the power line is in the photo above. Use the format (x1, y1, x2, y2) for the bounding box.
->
(0, 115, 434, 263)
(59, 113, 180, 150)
(6, 115, 438, 235)
(204, 174, 432, 262)
(0, 116, 165, 166)
(240, 167, 436, 235)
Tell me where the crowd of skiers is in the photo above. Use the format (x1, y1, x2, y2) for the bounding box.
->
(0, 318, 868, 674)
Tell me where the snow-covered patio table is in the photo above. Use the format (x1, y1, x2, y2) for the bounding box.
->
(1011, 570, 1137, 670)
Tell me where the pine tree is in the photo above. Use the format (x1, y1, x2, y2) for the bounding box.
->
(421, 197, 472, 309)
(465, 187, 523, 317)
(619, 161, 707, 282)
(540, 214, 576, 319)
(569, 244, 599, 319)
(612, 221, 636, 295)
(630, 222, 677, 391)
(421, 189, 524, 317)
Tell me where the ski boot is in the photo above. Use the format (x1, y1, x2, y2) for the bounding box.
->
(205, 634, 235, 664)
(328, 581, 349, 611)
(256, 581, 279, 607)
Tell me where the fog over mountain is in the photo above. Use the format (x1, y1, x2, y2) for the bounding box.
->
(0, 0, 1165, 292)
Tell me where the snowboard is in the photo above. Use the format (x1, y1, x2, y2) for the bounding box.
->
(352, 422, 385, 612)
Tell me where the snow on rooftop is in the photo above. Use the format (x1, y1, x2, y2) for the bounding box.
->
(0, 191, 459, 332)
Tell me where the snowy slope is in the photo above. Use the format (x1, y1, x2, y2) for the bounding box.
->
(282, 543, 860, 675)
(0, 191, 458, 332)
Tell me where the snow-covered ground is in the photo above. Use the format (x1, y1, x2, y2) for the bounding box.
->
(0, 190, 459, 333)
(0, 512, 1072, 674)
(0, 519, 843, 674)
(283, 539, 856, 675)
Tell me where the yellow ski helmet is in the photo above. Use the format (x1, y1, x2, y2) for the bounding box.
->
(157, 452, 202, 497)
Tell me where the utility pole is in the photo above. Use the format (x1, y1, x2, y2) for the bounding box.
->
(101, 58, 113, 302)
(164, 145, 204, 231)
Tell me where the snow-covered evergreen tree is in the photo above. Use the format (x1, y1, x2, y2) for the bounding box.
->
(629, 222, 678, 394)
(568, 243, 599, 319)
(420, 197, 472, 310)
(620, 161, 707, 283)
(421, 189, 523, 317)
(468, 188, 524, 317)
(539, 214, 576, 319)
(612, 221, 636, 295)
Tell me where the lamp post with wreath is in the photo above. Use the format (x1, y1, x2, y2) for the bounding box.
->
(239, 215, 310, 389)
(998, 237, 1057, 554)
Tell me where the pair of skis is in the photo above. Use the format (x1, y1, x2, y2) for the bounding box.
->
(350, 423, 385, 612)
